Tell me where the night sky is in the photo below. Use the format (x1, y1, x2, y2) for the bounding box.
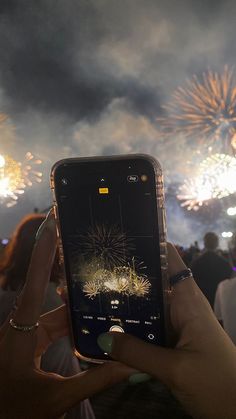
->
(0, 0, 235, 244)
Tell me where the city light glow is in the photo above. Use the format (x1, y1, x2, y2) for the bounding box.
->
(227, 207, 236, 216)
(222, 231, 233, 238)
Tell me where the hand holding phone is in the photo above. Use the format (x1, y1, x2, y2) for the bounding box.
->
(100, 243, 236, 419)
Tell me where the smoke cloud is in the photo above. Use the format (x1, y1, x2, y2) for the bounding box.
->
(0, 0, 235, 245)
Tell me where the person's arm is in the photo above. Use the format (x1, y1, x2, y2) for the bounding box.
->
(0, 212, 136, 419)
(214, 283, 224, 328)
(98, 244, 236, 419)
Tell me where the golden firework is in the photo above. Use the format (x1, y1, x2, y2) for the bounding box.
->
(76, 258, 103, 282)
(82, 263, 151, 298)
(178, 153, 236, 210)
(177, 177, 212, 211)
(158, 66, 236, 152)
(132, 276, 151, 297)
(76, 227, 150, 298)
(78, 224, 134, 269)
(22, 152, 43, 186)
(0, 155, 24, 207)
(83, 280, 100, 299)
(0, 152, 43, 207)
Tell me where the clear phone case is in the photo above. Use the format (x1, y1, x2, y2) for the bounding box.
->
(51, 154, 170, 363)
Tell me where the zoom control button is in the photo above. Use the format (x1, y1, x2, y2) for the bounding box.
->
(109, 325, 124, 333)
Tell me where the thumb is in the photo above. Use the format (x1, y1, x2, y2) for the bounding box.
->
(97, 332, 182, 387)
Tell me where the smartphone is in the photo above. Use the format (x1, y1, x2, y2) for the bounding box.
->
(51, 154, 169, 362)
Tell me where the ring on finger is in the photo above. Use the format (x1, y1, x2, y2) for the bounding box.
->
(169, 268, 193, 286)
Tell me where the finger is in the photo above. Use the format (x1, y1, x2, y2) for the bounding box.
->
(51, 362, 139, 416)
(14, 210, 57, 325)
(167, 242, 187, 277)
(0, 296, 19, 339)
(56, 285, 68, 303)
(167, 242, 202, 316)
(167, 243, 218, 343)
(97, 332, 181, 388)
(35, 305, 70, 357)
(167, 242, 209, 306)
(166, 242, 201, 325)
(39, 305, 69, 344)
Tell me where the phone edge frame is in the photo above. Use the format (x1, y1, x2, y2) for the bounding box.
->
(50, 153, 170, 364)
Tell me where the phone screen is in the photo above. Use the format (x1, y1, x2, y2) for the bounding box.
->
(54, 157, 166, 360)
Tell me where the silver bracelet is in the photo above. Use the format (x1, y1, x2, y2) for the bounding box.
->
(9, 318, 39, 332)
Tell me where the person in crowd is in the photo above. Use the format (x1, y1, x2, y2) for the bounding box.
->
(190, 231, 232, 308)
(228, 232, 236, 268)
(1, 212, 236, 418)
(180, 242, 200, 267)
(214, 275, 236, 345)
(0, 215, 45, 323)
(0, 213, 95, 419)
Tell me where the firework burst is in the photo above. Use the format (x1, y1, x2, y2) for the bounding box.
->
(178, 153, 236, 210)
(78, 224, 134, 269)
(0, 152, 42, 207)
(158, 66, 236, 153)
(178, 177, 213, 211)
(21, 152, 43, 186)
(73, 226, 150, 298)
(132, 276, 151, 297)
(83, 280, 100, 299)
(82, 263, 151, 298)
(103, 275, 129, 293)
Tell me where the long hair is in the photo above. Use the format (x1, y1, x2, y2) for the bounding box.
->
(0, 213, 61, 291)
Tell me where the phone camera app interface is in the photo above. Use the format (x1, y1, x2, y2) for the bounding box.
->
(56, 159, 165, 358)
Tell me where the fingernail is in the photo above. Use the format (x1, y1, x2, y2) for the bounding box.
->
(97, 333, 113, 354)
(129, 373, 151, 385)
(36, 210, 55, 241)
